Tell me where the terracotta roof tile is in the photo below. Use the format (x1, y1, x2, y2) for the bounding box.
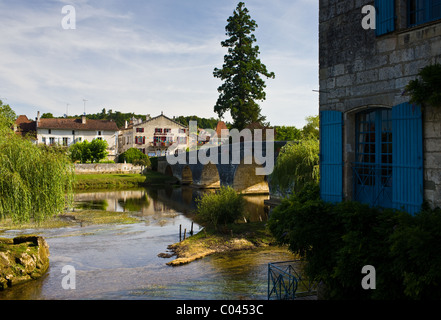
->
(37, 118, 118, 131)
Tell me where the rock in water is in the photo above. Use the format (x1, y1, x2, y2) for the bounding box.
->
(0, 235, 50, 290)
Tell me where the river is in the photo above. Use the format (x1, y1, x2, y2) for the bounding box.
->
(0, 186, 295, 300)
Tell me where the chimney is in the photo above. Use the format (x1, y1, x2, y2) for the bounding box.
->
(81, 115, 86, 124)
(36, 111, 40, 127)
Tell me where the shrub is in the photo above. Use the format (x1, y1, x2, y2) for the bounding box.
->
(118, 148, 149, 164)
(195, 186, 245, 230)
(405, 63, 441, 108)
(267, 185, 441, 300)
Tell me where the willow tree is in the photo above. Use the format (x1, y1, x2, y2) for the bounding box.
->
(269, 137, 319, 197)
(213, 2, 275, 130)
(0, 108, 74, 223)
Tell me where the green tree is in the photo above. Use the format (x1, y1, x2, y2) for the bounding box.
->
(0, 106, 73, 223)
(118, 147, 149, 164)
(69, 140, 91, 163)
(41, 113, 54, 118)
(213, 2, 275, 130)
(269, 137, 319, 196)
(68, 139, 108, 163)
(89, 139, 109, 163)
(275, 126, 302, 141)
(0, 100, 16, 128)
(301, 115, 319, 139)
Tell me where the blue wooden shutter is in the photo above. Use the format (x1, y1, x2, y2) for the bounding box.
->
(392, 103, 423, 215)
(375, 0, 395, 36)
(320, 110, 343, 203)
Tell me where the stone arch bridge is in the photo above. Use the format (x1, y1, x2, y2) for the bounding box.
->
(157, 141, 287, 194)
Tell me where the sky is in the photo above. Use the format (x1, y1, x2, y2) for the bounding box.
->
(0, 0, 319, 128)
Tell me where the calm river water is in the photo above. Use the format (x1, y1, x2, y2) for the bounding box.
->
(0, 186, 295, 300)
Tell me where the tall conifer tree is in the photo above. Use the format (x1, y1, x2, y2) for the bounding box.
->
(213, 2, 275, 130)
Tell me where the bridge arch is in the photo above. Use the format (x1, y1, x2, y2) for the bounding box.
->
(199, 163, 221, 188)
(181, 165, 193, 185)
(232, 162, 269, 194)
(165, 165, 173, 177)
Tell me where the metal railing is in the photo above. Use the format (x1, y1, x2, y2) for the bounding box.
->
(268, 260, 318, 300)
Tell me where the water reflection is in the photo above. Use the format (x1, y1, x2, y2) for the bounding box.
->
(0, 187, 292, 300)
(73, 186, 270, 222)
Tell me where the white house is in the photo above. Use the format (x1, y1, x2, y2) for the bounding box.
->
(36, 113, 119, 159)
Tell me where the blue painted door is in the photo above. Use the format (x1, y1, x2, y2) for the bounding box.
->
(320, 110, 343, 203)
(354, 109, 393, 208)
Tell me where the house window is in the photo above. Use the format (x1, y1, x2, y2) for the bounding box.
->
(63, 138, 69, 146)
(164, 128, 171, 134)
(97, 131, 102, 136)
(408, 0, 441, 26)
(48, 129, 51, 134)
(155, 128, 162, 134)
(136, 128, 144, 133)
(49, 137, 55, 145)
(42, 137, 46, 145)
(72, 130, 75, 135)
(353, 108, 392, 208)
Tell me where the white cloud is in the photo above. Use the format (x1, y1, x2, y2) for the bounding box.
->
(0, 0, 318, 128)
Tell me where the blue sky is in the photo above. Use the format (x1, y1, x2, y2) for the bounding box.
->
(0, 0, 318, 128)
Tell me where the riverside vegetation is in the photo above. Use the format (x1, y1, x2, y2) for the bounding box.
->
(165, 186, 281, 266)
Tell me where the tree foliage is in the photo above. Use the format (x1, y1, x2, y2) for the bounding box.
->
(213, 2, 275, 130)
(0, 108, 74, 223)
(269, 137, 319, 196)
(69, 139, 108, 163)
(118, 147, 150, 166)
(405, 63, 441, 108)
(0, 100, 16, 129)
(274, 126, 302, 141)
(175, 115, 221, 130)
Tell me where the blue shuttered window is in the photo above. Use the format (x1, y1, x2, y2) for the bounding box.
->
(320, 110, 343, 203)
(392, 103, 423, 215)
(375, 0, 395, 36)
(408, 0, 441, 27)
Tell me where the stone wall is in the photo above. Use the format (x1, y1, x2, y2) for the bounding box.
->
(423, 105, 441, 208)
(74, 163, 144, 174)
(319, 0, 441, 208)
(319, 0, 441, 113)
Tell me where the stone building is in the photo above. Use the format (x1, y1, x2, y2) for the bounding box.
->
(118, 113, 188, 157)
(319, 0, 441, 213)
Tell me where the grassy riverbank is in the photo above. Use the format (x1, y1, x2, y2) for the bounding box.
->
(165, 222, 286, 266)
(73, 171, 178, 190)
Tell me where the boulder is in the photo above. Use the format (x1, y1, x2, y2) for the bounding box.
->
(0, 235, 50, 290)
